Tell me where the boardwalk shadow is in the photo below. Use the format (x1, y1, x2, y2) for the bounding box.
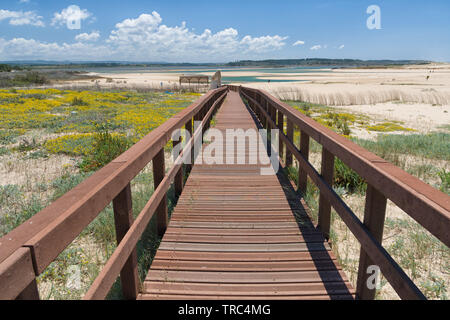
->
(243, 99, 354, 300)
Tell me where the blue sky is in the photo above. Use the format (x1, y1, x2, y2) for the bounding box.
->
(0, 0, 449, 62)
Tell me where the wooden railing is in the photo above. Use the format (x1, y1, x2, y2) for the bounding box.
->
(236, 85, 450, 300)
(1, 84, 449, 300)
(0, 86, 227, 300)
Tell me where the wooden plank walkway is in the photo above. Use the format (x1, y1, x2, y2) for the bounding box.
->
(139, 91, 355, 300)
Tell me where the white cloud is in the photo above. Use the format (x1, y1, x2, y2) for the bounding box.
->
(310, 45, 322, 50)
(107, 12, 288, 61)
(0, 11, 289, 62)
(51, 5, 92, 28)
(75, 31, 100, 42)
(240, 35, 288, 53)
(19, 0, 30, 3)
(339, 44, 345, 49)
(293, 40, 305, 46)
(0, 9, 44, 27)
(0, 37, 110, 60)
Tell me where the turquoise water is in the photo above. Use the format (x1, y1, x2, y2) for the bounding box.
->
(72, 66, 329, 83)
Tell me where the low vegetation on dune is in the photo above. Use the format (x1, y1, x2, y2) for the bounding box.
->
(0, 88, 200, 299)
(283, 99, 449, 300)
(286, 100, 416, 137)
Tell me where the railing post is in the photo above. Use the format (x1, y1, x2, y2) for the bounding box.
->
(112, 183, 139, 300)
(173, 138, 183, 198)
(286, 119, 293, 167)
(277, 110, 284, 161)
(261, 98, 267, 129)
(153, 149, 168, 237)
(16, 279, 40, 300)
(298, 130, 310, 194)
(270, 105, 277, 126)
(356, 185, 387, 300)
(318, 148, 334, 240)
(185, 118, 193, 171)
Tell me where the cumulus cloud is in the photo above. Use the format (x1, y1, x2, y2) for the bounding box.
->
(0, 9, 44, 26)
(293, 40, 305, 46)
(75, 31, 100, 42)
(0, 37, 110, 60)
(310, 45, 322, 50)
(240, 35, 287, 53)
(51, 5, 92, 28)
(0, 11, 289, 61)
(107, 12, 287, 60)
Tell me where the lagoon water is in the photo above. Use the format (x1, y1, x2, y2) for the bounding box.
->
(67, 66, 330, 83)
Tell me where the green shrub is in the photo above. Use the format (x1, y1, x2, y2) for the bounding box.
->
(438, 169, 450, 195)
(334, 158, 366, 193)
(0, 64, 13, 72)
(79, 124, 131, 172)
(0, 131, 18, 145)
(13, 72, 48, 85)
(71, 97, 88, 106)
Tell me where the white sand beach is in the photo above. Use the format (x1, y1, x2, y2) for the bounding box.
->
(68, 63, 450, 133)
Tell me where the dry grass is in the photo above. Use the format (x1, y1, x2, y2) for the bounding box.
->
(272, 87, 450, 106)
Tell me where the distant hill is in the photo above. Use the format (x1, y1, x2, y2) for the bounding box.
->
(0, 59, 432, 69)
(0, 61, 222, 69)
(226, 59, 431, 67)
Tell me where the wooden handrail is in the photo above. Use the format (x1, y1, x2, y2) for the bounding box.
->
(239, 86, 449, 300)
(239, 86, 450, 245)
(1, 83, 448, 301)
(0, 87, 227, 300)
(84, 91, 227, 299)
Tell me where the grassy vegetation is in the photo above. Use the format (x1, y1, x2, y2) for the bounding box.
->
(0, 88, 201, 299)
(354, 133, 450, 162)
(0, 71, 49, 87)
(0, 64, 13, 72)
(79, 125, 131, 172)
(365, 122, 416, 133)
(286, 100, 418, 137)
(280, 98, 449, 299)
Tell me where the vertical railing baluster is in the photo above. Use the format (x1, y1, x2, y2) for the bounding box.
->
(356, 185, 387, 300)
(185, 118, 193, 171)
(112, 183, 139, 299)
(16, 279, 40, 300)
(318, 148, 334, 240)
(277, 110, 284, 161)
(194, 109, 202, 164)
(286, 119, 293, 167)
(153, 149, 168, 237)
(261, 97, 267, 129)
(173, 137, 183, 198)
(298, 130, 310, 194)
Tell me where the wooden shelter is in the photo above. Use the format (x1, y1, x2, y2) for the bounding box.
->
(179, 74, 209, 86)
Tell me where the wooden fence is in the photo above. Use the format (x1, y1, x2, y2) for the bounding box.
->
(0, 87, 227, 300)
(1, 85, 449, 300)
(236, 85, 449, 300)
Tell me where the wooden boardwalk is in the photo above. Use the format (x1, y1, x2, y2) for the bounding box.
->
(3, 86, 446, 300)
(139, 92, 355, 300)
